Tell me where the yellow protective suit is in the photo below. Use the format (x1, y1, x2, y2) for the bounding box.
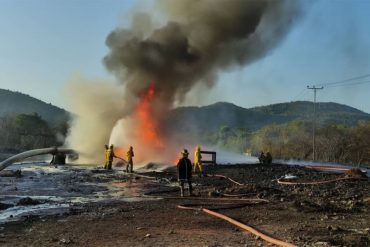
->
(105, 146, 114, 170)
(193, 146, 203, 174)
(126, 147, 134, 173)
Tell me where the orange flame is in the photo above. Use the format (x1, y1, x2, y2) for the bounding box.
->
(135, 83, 163, 149)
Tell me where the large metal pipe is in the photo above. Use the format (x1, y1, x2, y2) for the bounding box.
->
(0, 147, 76, 171)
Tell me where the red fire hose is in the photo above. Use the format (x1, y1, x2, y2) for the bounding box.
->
(143, 172, 296, 246)
(177, 203, 297, 247)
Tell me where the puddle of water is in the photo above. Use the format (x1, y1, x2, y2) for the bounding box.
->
(276, 159, 370, 176)
(0, 162, 165, 223)
(0, 203, 70, 223)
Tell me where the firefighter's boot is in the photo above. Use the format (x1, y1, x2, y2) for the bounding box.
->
(188, 183, 194, 196)
(180, 184, 184, 197)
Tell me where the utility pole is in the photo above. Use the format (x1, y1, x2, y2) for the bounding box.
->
(307, 85, 324, 161)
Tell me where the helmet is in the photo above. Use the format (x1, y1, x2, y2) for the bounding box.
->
(181, 149, 189, 156)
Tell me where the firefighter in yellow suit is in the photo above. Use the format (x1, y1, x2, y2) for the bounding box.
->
(104, 144, 116, 170)
(193, 145, 203, 176)
(126, 146, 134, 173)
(104, 145, 109, 169)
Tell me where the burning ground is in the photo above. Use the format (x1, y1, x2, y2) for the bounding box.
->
(0, 162, 369, 247)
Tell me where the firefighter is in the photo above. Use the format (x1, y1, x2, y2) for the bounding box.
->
(193, 145, 203, 176)
(104, 145, 109, 169)
(258, 151, 265, 164)
(126, 146, 134, 173)
(177, 149, 193, 197)
(265, 152, 272, 165)
(106, 144, 116, 170)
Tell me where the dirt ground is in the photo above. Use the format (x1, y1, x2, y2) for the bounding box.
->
(0, 163, 369, 247)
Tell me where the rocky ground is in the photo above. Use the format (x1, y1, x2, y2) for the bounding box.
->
(0, 163, 369, 247)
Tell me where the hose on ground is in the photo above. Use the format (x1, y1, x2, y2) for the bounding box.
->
(138, 171, 296, 246)
(277, 176, 367, 185)
(208, 174, 244, 186)
(177, 202, 297, 247)
(304, 165, 351, 172)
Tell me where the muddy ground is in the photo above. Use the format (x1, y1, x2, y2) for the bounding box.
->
(0, 163, 369, 247)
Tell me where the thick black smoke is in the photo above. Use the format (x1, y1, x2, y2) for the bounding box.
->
(104, 0, 302, 115)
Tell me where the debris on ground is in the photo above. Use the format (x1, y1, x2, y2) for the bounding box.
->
(0, 163, 368, 246)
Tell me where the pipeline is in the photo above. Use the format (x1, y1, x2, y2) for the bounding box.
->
(305, 165, 352, 172)
(305, 165, 368, 174)
(0, 147, 76, 171)
(177, 203, 297, 247)
(277, 176, 367, 185)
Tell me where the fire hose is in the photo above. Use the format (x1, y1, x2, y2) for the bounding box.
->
(177, 202, 297, 247)
(278, 166, 368, 185)
(177, 174, 297, 246)
(304, 165, 351, 172)
(277, 176, 367, 185)
(141, 173, 297, 246)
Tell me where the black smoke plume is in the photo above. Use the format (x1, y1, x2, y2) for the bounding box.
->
(104, 0, 301, 115)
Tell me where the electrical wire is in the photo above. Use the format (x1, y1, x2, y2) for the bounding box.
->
(326, 79, 370, 88)
(317, 73, 370, 87)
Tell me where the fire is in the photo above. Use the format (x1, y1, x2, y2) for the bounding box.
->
(109, 83, 166, 165)
(113, 147, 126, 160)
(134, 83, 164, 149)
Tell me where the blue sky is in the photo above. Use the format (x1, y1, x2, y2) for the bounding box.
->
(1, 0, 370, 113)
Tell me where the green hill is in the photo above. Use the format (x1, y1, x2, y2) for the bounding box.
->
(166, 101, 370, 134)
(166, 102, 291, 134)
(251, 101, 370, 126)
(0, 89, 69, 125)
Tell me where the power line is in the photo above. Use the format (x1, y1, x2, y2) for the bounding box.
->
(317, 73, 370, 87)
(326, 79, 370, 88)
(292, 73, 370, 102)
(291, 88, 307, 101)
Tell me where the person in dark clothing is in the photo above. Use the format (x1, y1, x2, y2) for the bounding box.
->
(177, 149, 193, 197)
(259, 151, 266, 164)
(265, 152, 272, 165)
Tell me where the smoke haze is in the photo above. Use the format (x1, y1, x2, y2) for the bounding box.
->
(65, 75, 125, 163)
(67, 0, 302, 164)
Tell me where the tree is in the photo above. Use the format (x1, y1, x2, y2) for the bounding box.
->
(347, 121, 370, 165)
(0, 113, 57, 151)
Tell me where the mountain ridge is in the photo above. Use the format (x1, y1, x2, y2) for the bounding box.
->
(0, 89, 69, 125)
(167, 101, 370, 133)
(1, 88, 369, 131)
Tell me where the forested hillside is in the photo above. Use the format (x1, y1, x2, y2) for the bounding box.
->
(166, 101, 370, 134)
(166, 101, 370, 165)
(0, 89, 69, 157)
(0, 89, 68, 125)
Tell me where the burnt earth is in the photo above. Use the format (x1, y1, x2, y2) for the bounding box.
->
(0, 163, 369, 247)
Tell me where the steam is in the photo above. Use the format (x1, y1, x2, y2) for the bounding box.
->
(67, 0, 302, 164)
(65, 75, 125, 163)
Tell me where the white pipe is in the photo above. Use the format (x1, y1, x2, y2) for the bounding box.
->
(0, 147, 76, 171)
